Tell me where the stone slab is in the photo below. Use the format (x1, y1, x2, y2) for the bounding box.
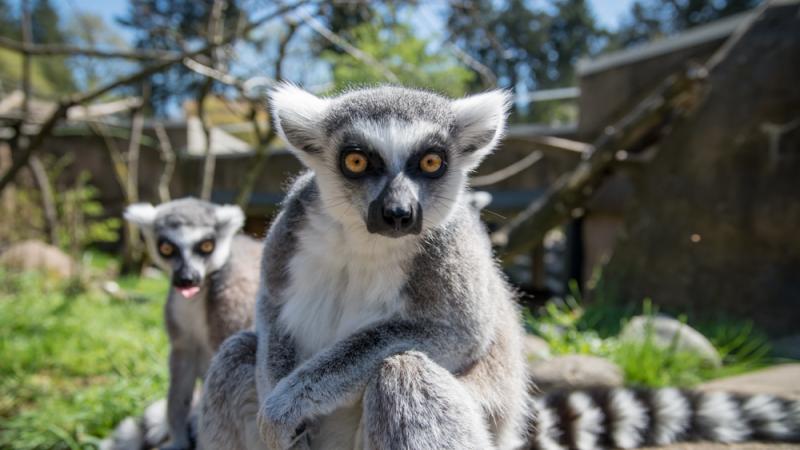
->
(696, 363, 800, 400)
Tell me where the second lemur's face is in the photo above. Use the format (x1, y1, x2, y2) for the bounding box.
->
(123, 198, 245, 299)
(271, 85, 509, 238)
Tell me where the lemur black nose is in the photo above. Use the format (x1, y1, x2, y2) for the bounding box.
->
(382, 205, 414, 231)
(174, 270, 200, 287)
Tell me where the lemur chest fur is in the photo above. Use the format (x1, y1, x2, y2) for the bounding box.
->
(277, 210, 413, 361)
(168, 288, 213, 354)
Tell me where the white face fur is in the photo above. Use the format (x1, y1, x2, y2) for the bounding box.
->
(270, 84, 509, 241)
(124, 199, 244, 297)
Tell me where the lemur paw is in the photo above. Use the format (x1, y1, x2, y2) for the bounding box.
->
(258, 394, 311, 449)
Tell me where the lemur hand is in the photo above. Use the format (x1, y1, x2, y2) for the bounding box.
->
(258, 377, 314, 450)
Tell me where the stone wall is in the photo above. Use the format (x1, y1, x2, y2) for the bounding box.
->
(597, 3, 800, 336)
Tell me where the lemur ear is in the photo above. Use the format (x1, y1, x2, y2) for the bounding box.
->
(269, 82, 330, 160)
(451, 90, 510, 170)
(123, 203, 157, 227)
(215, 205, 245, 234)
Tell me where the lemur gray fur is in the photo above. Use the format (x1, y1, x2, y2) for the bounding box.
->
(198, 85, 800, 450)
(122, 198, 262, 450)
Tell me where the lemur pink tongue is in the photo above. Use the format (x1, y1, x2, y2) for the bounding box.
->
(177, 286, 201, 298)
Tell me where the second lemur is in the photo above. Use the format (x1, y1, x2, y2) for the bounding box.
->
(124, 198, 261, 450)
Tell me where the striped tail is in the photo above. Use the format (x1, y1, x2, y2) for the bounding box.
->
(529, 388, 800, 449)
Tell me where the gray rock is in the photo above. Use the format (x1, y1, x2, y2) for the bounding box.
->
(522, 334, 551, 362)
(0, 240, 75, 279)
(619, 315, 722, 368)
(529, 355, 624, 392)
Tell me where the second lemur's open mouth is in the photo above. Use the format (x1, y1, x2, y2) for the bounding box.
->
(176, 286, 201, 298)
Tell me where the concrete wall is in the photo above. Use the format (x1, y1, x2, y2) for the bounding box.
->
(574, 25, 730, 288)
(578, 39, 724, 141)
(597, 3, 800, 335)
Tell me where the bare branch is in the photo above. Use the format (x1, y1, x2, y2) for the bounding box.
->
(471, 150, 543, 187)
(198, 0, 228, 202)
(296, 9, 400, 83)
(21, 0, 32, 119)
(0, 36, 180, 61)
(126, 97, 146, 204)
(66, 97, 144, 121)
(28, 155, 58, 245)
(183, 57, 246, 90)
(471, 137, 589, 187)
(275, 21, 299, 82)
(445, 42, 497, 88)
(154, 123, 175, 203)
(90, 121, 129, 191)
(234, 22, 298, 207)
(419, 6, 497, 88)
(516, 135, 590, 155)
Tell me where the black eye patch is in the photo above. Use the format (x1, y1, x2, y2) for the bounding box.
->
(157, 238, 176, 258)
(195, 238, 216, 256)
(406, 148, 448, 179)
(339, 144, 385, 179)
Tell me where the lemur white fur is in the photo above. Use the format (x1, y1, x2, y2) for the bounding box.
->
(198, 85, 800, 450)
(116, 198, 262, 450)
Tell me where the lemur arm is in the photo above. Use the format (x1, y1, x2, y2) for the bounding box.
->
(258, 318, 480, 434)
(255, 301, 298, 399)
(266, 323, 297, 380)
(167, 346, 201, 449)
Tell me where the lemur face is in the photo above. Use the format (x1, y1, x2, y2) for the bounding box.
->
(124, 198, 244, 299)
(271, 84, 509, 238)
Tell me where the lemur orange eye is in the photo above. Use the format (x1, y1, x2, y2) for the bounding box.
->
(420, 153, 444, 175)
(343, 152, 368, 175)
(198, 240, 215, 254)
(158, 241, 174, 257)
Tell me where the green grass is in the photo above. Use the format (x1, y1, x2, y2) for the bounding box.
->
(0, 269, 169, 450)
(525, 285, 773, 388)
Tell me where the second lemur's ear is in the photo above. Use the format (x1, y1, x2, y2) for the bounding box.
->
(451, 90, 510, 171)
(215, 205, 245, 235)
(123, 203, 157, 228)
(269, 82, 330, 161)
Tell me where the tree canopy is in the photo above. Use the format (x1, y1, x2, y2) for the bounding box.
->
(118, 0, 244, 113)
(0, 0, 74, 95)
(322, 20, 475, 98)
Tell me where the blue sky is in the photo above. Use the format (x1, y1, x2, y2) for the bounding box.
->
(56, 0, 637, 39)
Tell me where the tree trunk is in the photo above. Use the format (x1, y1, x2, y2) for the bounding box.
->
(154, 123, 175, 203)
(28, 155, 59, 246)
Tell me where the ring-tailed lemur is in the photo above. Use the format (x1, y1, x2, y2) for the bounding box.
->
(198, 85, 800, 450)
(199, 84, 528, 450)
(121, 198, 262, 450)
